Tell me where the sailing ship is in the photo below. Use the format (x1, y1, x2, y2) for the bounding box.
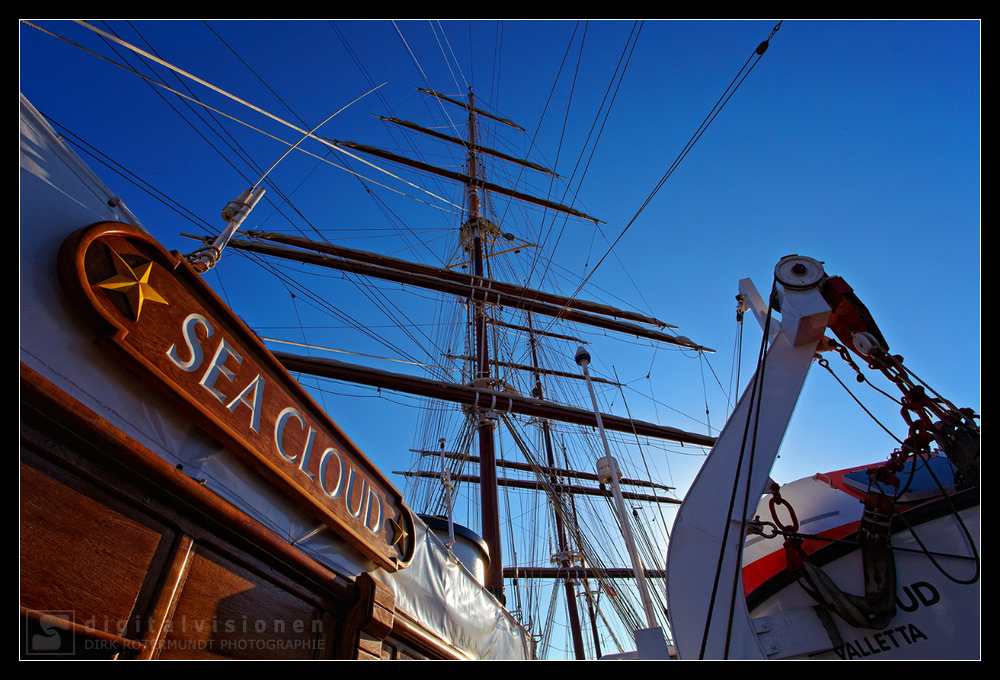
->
(20, 20, 979, 660)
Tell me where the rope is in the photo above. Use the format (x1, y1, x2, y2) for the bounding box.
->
(699, 278, 776, 659)
(23, 20, 466, 216)
(546, 21, 783, 336)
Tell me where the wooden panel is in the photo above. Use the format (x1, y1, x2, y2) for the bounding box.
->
(19, 451, 167, 641)
(19, 365, 468, 661)
(156, 547, 327, 659)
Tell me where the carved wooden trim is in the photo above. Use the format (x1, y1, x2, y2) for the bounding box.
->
(337, 573, 395, 660)
(134, 535, 195, 659)
(390, 610, 474, 660)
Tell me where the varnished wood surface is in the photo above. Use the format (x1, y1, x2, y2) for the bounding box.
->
(20, 363, 467, 660)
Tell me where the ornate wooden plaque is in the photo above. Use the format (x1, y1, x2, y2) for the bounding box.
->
(57, 222, 415, 572)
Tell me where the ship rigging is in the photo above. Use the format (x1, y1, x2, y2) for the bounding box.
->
(195, 84, 716, 657)
(20, 19, 979, 660)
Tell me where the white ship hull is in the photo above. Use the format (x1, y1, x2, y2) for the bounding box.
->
(743, 461, 980, 660)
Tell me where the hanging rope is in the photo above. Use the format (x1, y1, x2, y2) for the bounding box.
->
(698, 278, 776, 659)
(551, 20, 784, 328)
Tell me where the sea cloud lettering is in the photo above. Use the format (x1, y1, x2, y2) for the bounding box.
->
(165, 312, 384, 537)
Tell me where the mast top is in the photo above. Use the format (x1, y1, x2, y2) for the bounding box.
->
(419, 87, 525, 131)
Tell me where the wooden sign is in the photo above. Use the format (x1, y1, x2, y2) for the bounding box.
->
(57, 222, 415, 572)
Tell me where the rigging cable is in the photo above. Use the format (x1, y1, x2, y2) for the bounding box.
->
(105, 21, 265, 192)
(27, 21, 467, 216)
(204, 20, 309, 130)
(184, 22, 468, 369)
(698, 278, 776, 659)
(500, 415, 650, 638)
(330, 22, 469, 270)
(546, 22, 655, 314)
(36, 118, 392, 353)
(611, 367, 676, 534)
(817, 352, 980, 586)
(548, 21, 783, 335)
(524, 21, 642, 295)
(45, 122, 209, 231)
(871, 457, 980, 586)
(730, 295, 746, 417)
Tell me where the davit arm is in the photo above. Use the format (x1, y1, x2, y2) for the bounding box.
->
(664, 255, 833, 660)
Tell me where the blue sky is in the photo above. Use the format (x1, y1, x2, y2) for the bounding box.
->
(20, 19, 980, 656)
(21, 18, 979, 477)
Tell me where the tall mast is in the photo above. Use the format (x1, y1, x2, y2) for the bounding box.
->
(528, 314, 586, 659)
(465, 89, 505, 604)
(198, 84, 713, 650)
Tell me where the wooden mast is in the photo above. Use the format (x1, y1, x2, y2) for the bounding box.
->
(190, 85, 714, 653)
(216, 234, 706, 348)
(465, 89, 505, 604)
(528, 314, 585, 658)
(221, 232, 676, 331)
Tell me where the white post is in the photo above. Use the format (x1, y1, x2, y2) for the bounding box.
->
(576, 347, 669, 659)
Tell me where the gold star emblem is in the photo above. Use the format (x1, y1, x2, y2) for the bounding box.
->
(97, 248, 168, 321)
(389, 517, 410, 548)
